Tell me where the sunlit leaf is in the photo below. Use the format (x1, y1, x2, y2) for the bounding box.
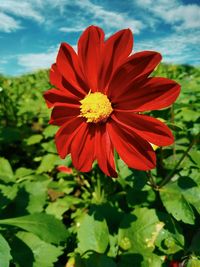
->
(118, 208, 164, 254)
(77, 213, 109, 254)
(37, 154, 58, 173)
(0, 233, 12, 267)
(0, 157, 14, 183)
(160, 181, 195, 224)
(0, 213, 68, 244)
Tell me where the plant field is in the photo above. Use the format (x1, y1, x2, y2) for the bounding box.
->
(0, 64, 199, 267)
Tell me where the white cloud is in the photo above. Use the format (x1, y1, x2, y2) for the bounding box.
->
(73, 0, 143, 34)
(17, 49, 57, 72)
(172, 5, 200, 30)
(135, 32, 200, 65)
(0, 1, 44, 23)
(135, 0, 200, 31)
(17, 45, 76, 72)
(59, 26, 84, 33)
(0, 0, 144, 34)
(0, 12, 21, 32)
(0, 58, 8, 65)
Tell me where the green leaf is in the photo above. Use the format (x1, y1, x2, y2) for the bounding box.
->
(117, 159, 133, 180)
(9, 234, 34, 267)
(43, 125, 58, 139)
(160, 181, 195, 224)
(46, 198, 68, 220)
(16, 231, 63, 267)
(15, 168, 34, 179)
(186, 257, 200, 267)
(140, 253, 165, 267)
(25, 134, 43, 145)
(24, 180, 49, 213)
(107, 234, 118, 257)
(77, 213, 109, 254)
(117, 159, 147, 188)
(46, 196, 81, 219)
(178, 176, 200, 215)
(41, 140, 57, 153)
(0, 233, 12, 267)
(48, 179, 76, 195)
(37, 154, 58, 173)
(167, 122, 183, 131)
(54, 154, 72, 167)
(126, 187, 156, 207)
(189, 150, 200, 168)
(118, 208, 164, 254)
(155, 213, 184, 254)
(0, 213, 68, 244)
(0, 157, 14, 183)
(0, 184, 18, 209)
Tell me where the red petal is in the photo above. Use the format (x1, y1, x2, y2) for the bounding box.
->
(50, 64, 64, 90)
(95, 124, 117, 177)
(112, 111, 174, 146)
(99, 29, 133, 92)
(107, 120, 156, 170)
(113, 77, 181, 111)
(55, 117, 84, 158)
(49, 64, 86, 98)
(107, 51, 162, 99)
(71, 124, 95, 172)
(43, 88, 79, 108)
(56, 43, 88, 95)
(50, 103, 80, 126)
(78, 25, 104, 92)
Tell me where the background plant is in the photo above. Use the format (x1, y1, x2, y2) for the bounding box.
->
(0, 64, 199, 267)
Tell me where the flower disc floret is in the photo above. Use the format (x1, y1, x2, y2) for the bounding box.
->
(80, 92, 113, 123)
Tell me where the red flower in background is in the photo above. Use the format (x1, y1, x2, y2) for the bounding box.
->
(169, 260, 181, 267)
(44, 25, 180, 178)
(57, 165, 73, 174)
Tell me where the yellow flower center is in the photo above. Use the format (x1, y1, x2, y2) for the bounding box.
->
(80, 92, 113, 123)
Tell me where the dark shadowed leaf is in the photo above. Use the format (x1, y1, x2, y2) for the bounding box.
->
(16, 231, 63, 267)
(83, 253, 117, 267)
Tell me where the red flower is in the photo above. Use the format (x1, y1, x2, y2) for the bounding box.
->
(44, 26, 180, 178)
(57, 165, 73, 174)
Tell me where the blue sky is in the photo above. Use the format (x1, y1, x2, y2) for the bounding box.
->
(0, 0, 199, 76)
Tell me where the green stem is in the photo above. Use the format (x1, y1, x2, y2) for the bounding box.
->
(170, 105, 177, 162)
(114, 149, 122, 179)
(146, 171, 158, 189)
(159, 137, 196, 188)
(93, 174, 104, 203)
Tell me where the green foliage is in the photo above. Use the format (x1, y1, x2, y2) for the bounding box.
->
(0, 64, 199, 266)
(0, 158, 14, 183)
(16, 232, 63, 267)
(77, 213, 109, 254)
(0, 213, 68, 245)
(0, 234, 12, 267)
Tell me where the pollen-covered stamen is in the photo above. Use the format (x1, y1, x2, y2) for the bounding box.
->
(80, 92, 113, 123)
